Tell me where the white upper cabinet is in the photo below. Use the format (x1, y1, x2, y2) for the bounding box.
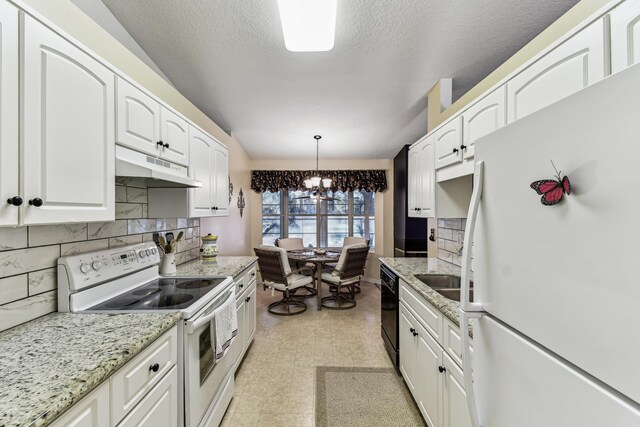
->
(407, 145, 422, 217)
(610, 0, 640, 73)
(0, 1, 19, 227)
(434, 116, 463, 170)
(507, 18, 607, 123)
(189, 126, 214, 217)
(408, 134, 435, 218)
(116, 77, 160, 155)
(462, 86, 506, 160)
(212, 142, 229, 216)
(117, 78, 189, 166)
(418, 136, 435, 218)
(159, 107, 189, 166)
(21, 14, 115, 225)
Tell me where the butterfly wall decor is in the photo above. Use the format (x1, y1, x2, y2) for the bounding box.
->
(530, 160, 571, 206)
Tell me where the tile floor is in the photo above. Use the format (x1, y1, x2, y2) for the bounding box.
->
(220, 281, 394, 426)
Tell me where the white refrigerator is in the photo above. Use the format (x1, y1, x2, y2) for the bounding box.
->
(459, 62, 640, 426)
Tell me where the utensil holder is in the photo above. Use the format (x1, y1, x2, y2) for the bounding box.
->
(160, 252, 176, 274)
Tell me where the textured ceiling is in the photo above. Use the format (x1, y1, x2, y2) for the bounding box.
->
(102, 0, 579, 160)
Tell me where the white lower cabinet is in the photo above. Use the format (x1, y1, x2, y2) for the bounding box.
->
(117, 366, 178, 427)
(399, 281, 472, 427)
(50, 381, 110, 427)
(51, 326, 178, 427)
(233, 263, 257, 371)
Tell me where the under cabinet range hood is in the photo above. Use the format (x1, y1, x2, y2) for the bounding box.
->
(115, 145, 202, 188)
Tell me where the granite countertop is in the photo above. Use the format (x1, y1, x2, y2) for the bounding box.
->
(172, 256, 258, 278)
(379, 257, 465, 326)
(0, 312, 182, 427)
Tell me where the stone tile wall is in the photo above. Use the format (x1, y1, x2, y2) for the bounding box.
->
(0, 178, 201, 332)
(436, 218, 466, 267)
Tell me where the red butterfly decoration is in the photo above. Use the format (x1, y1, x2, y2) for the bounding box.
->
(530, 161, 571, 206)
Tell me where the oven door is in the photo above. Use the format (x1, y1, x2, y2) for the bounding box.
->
(381, 278, 398, 350)
(184, 287, 236, 427)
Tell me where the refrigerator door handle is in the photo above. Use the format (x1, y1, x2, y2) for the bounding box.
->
(460, 309, 484, 427)
(461, 161, 484, 312)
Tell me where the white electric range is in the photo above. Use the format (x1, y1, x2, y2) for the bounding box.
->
(58, 242, 237, 427)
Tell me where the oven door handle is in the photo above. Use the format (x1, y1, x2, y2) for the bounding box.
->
(185, 289, 233, 334)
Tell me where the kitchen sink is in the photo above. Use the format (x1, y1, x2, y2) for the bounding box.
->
(433, 288, 474, 302)
(414, 274, 473, 302)
(415, 274, 461, 289)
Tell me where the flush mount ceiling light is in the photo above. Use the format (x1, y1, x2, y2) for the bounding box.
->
(277, 0, 337, 52)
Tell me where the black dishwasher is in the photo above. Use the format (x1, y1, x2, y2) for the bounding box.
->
(380, 264, 399, 368)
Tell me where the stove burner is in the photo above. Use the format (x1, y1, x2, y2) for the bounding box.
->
(105, 297, 141, 308)
(156, 294, 194, 307)
(132, 287, 161, 297)
(176, 280, 210, 290)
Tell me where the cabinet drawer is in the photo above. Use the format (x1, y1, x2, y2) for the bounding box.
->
(117, 366, 178, 427)
(400, 280, 442, 342)
(244, 263, 257, 285)
(111, 326, 178, 425)
(234, 274, 246, 298)
(51, 381, 109, 427)
(443, 316, 473, 368)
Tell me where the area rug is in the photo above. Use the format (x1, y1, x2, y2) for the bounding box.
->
(315, 366, 426, 427)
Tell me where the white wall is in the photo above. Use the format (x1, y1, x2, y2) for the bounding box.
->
(70, 0, 173, 85)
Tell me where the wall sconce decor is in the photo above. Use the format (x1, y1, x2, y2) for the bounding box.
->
(237, 188, 246, 217)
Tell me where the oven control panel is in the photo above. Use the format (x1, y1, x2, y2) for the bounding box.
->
(58, 243, 161, 291)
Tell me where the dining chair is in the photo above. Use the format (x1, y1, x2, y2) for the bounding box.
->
(254, 245, 314, 315)
(342, 237, 370, 246)
(320, 244, 370, 310)
(275, 238, 317, 297)
(330, 237, 371, 294)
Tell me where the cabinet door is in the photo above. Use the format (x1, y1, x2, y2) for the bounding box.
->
(0, 1, 18, 227)
(442, 353, 472, 427)
(244, 283, 257, 348)
(415, 320, 442, 427)
(418, 136, 435, 218)
(159, 107, 189, 166)
(118, 366, 178, 427)
(610, 0, 640, 73)
(462, 86, 506, 160)
(22, 15, 115, 225)
(233, 296, 246, 371)
(507, 18, 606, 123)
(188, 126, 214, 217)
(399, 304, 417, 393)
(211, 141, 229, 216)
(50, 381, 109, 427)
(407, 144, 422, 218)
(117, 77, 160, 156)
(434, 116, 463, 170)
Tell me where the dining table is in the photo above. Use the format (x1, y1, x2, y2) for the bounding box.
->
(287, 248, 341, 310)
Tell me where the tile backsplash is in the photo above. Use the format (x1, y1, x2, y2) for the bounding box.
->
(437, 218, 466, 267)
(0, 177, 201, 332)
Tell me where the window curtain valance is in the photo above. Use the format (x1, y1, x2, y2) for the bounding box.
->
(251, 170, 388, 193)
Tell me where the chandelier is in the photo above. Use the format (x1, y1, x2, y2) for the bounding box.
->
(298, 135, 335, 202)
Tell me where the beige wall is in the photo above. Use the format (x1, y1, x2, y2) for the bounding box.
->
(200, 134, 253, 255)
(250, 159, 393, 280)
(427, 0, 616, 131)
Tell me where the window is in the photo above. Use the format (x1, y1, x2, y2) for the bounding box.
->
(261, 190, 375, 248)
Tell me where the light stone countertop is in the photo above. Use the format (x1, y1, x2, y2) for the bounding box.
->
(0, 312, 182, 427)
(379, 257, 465, 326)
(171, 256, 258, 278)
